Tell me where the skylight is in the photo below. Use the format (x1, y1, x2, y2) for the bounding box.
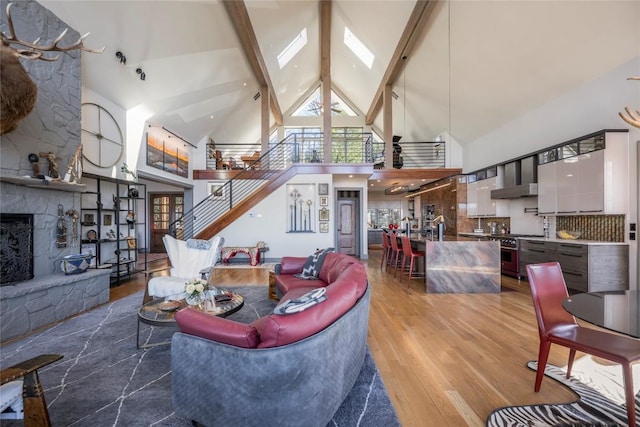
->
(344, 27, 374, 69)
(277, 28, 307, 69)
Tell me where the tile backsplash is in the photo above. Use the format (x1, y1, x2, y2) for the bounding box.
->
(556, 215, 625, 242)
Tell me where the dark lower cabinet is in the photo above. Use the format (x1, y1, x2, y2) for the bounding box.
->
(519, 239, 628, 292)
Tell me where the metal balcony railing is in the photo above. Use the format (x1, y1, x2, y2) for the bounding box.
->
(173, 134, 446, 240)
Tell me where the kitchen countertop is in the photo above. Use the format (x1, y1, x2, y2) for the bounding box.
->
(458, 232, 503, 239)
(518, 237, 629, 245)
(458, 232, 627, 245)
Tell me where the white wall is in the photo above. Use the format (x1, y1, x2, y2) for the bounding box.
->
(217, 174, 335, 259)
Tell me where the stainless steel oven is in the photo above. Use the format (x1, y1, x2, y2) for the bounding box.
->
(499, 238, 520, 279)
(493, 235, 544, 279)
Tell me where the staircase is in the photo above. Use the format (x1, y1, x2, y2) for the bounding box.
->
(169, 139, 296, 240)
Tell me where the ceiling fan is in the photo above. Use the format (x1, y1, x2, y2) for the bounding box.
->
(306, 99, 343, 115)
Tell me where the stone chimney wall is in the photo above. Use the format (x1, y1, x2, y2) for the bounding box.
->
(0, 0, 83, 277)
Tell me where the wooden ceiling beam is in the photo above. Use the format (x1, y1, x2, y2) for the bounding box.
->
(222, 0, 283, 125)
(320, 0, 332, 157)
(365, 0, 437, 125)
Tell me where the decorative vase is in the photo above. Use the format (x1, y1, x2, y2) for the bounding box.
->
(185, 293, 203, 309)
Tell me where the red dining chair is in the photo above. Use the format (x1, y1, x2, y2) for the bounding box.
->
(380, 231, 392, 269)
(387, 232, 403, 276)
(526, 262, 640, 427)
(400, 235, 425, 287)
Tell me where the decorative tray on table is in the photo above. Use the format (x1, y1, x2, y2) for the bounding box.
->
(157, 301, 182, 312)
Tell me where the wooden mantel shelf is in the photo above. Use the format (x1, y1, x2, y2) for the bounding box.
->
(0, 175, 87, 192)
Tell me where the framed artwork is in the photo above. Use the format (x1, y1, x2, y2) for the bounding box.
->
(319, 196, 328, 206)
(319, 208, 329, 221)
(318, 183, 329, 195)
(286, 183, 315, 232)
(82, 213, 95, 225)
(103, 214, 112, 226)
(126, 238, 136, 249)
(319, 222, 329, 233)
(208, 182, 225, 199)
(146, 133, 189, 178)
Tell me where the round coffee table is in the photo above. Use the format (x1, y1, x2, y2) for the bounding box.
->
(137, 291, 244, 349)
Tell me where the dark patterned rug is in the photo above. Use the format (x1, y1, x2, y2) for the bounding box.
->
(0, 286, 399, 426)
(486, 359, 640, 426)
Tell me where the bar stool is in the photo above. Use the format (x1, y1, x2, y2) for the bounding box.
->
(400, 235, 425, 286)
(380, 231, 392, 269)
(388, 232, 403, 276)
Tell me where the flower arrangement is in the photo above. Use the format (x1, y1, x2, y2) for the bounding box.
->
(184, 278, 207, 306)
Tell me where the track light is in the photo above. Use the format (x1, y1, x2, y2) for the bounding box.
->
(136, 68, 146, 81)
(115, 51, 126, 64)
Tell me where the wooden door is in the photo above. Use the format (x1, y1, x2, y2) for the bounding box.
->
(337, 200, 356, 255)
(149, 193, 183, 252)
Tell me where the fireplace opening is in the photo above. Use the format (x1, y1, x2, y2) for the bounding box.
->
(1, 213, 34, 285)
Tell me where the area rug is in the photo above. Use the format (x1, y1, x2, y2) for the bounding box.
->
(0, 287, 399, 427)
(486, 358, 640, 426)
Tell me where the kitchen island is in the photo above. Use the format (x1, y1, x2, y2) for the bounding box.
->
(409, 236, 501, 293)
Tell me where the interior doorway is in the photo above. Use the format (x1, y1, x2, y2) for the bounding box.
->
(149, 193, 184, 252)
(336, 190, 361, 257)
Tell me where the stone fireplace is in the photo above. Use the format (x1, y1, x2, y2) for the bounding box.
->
(0, 213, 34, 285)
(0, 1, 111, 343)
(0, 180, 82, 278)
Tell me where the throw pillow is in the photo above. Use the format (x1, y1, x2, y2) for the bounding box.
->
(274, 288, 328, 315)
(295, 247, 335, 280)
(186, 238, 211, 250)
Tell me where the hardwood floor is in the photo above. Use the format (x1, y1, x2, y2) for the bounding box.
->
(112, 251, 580, 426)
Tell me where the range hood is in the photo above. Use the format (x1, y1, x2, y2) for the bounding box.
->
(491, 156, 538, 199)
(491, 182, 538, 199)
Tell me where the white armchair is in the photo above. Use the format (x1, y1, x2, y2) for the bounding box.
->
(144, 235, 224, 303)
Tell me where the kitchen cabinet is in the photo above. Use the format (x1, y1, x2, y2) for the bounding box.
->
(519, 239, 628, 292)
(368, 229, 383, 245)
(537, 161, 556, 215)
(577, 149, 605, 213)
(555, 157, 578, 214)
(466, 180, 479, 217)
(80, 174, 147, 285)
(536, 131, 628, 215)
(467, 176, 508, 218)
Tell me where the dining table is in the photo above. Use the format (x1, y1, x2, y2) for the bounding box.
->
(563, 290, 640, 339)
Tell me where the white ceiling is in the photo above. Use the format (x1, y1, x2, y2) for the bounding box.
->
(36, 0, 639, 161)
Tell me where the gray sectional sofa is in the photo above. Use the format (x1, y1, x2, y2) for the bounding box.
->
(171, 253, 369, 426)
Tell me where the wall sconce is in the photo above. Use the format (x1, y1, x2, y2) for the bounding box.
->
(136, 68, 146, 81)
(115, 51, 126, 64)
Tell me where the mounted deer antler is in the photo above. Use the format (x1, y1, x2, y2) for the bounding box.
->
(619, 77, 640, 129)
(0, 3, 105, 135)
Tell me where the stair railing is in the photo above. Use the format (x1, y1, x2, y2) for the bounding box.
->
(169, 136, 297, 240)
(170, 133, 447, 240)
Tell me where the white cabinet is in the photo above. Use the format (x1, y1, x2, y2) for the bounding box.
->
(537, 161, 556, 215)
(467, 176, 509, 218)
(577, 149, 605, 213)
(536, 131, 628, 215)
(467, 180, 479, 217)
(555, 158, 578, 214)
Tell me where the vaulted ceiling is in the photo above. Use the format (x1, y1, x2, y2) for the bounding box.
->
(38, 0, 639, 154)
